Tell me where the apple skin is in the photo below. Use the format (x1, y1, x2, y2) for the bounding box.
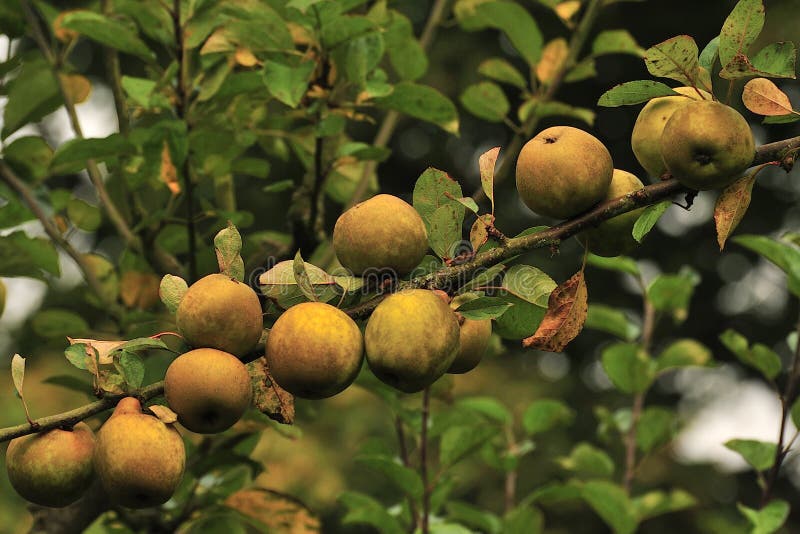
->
(94, 397, 185, 509)
(631, 86, 712, 178)
(447, 319, 492, 374)
(176, 273, 263, 358)
(266, 301, 364, 399)
(578, 169, 646, 257)
(516, 126, 613, 219)
(165, 348, 253, 434)
(365, 289, 460, 393)
(660, 100, 755, 190)
(333, 194, 429, 276)
(6, 422, 96, 507)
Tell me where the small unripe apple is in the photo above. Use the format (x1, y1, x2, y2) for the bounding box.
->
(447, 319, 492, 374)
(365, 289, 460, 392)
(176, 273, 263, 357)
(516, 126, 613, 219)
(333, 194, 428, 276)
(631, 86, 712, 178)
(266, 301, 364, 399)
(578, 169, 646, 257)
(94, 397, 185, 509)
(661, 100, 755, 190)
(165, 348, 253, 434)
(6, 423, 96, 507)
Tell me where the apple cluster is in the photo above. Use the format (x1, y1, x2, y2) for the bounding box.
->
(516, 90, 754, 256)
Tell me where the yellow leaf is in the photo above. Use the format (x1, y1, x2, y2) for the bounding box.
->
(200, 28, 234, 55)
(523, 270, 588, 352)
(60, 74, 92, 105)
(160, 142, 180, 195)
(53, 11, 79, 42)
(235, 47, 259, 67)
(742, 78, 798, 116)
(226, 488, 320, 533)
(536, 38, 569, 85)
(555, 1, 581, 24)
(288, 22, 314, 46)
(120, 271, 161, 310)
(714, 171, 758, 250)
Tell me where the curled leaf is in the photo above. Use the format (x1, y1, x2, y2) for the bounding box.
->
(714, 171, 757, 250)
(479, 147, 500, 214)
(149, 404, 179, 424)
(11, 353, 25, 397)
(248, 356, 295, 425)
(523, 270, 587, 352)
(67, 338, 126, 365)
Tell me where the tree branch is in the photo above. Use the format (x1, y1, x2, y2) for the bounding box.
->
(0, 161, 123, 316)
(21, 0, 141, 252)
(473, 0, 605, 202)
(345, 134, 800, 318)
(0, 381, 164, 443)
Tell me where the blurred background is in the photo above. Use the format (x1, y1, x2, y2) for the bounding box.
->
(1, 0, 800, 532)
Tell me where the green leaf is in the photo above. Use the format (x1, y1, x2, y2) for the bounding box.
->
(458, 397, 513, 425)
(657, 338, 712, 372)
(384, 11, 427, 81)
(67, 198, 102, 232)
(61, 11, 155, 61)
(699, 36, 720, 70)
(750, 42, 797, 79)
(2, 58, 60, 139)
(644, 35, 702, 86)
(581, 480, 637, 534)
(737, 500, 789, 534)
(586, 254, 640, 277)
(121, 76, 157, 108)
(636, 407, 675, 453)
(412, 167, 463, 229)
(585, 304, 639, 341)
(733, 234, 800, 297)
(502, 504, 543, 534)
(262, 59, 316, 108)
(339, 492, 405, 534)
(31, 309, 90, 339)
(115, 351, 145, 389)
(592, 30, 644, 57)
(522, 399, 574, 435)
(428, 203, 466, 259)
(502, 265, 556, 306)
(263, 180, 294, 194)
(455, 297, 512, 320)
(4, 136, 53, 182)
(597, 80, 678, 107)
(791, 396, 800, 429)
(214, 222, 243, 272)
(558, 443, 615, 478)
(429, 524, 475, 534)
(518, 99, 596, 126)
(0, 231, 60, 279)
(446, 501, 502, 534)
(601, 342, 655, 394)
(725, 439, 776, 471)
(64, 345, 94, 372)
(719, 329, 782, 380)
(293, 251, 319, 302)
(633, 200, 670, 243)
(159, 274, 188, 314)
(50, 134, 137, 175)
(633, 489, 697, 521)
(356, 454, 423, 499)
(647, 267, 700, 323)
(375, 82, 459, 134)
(455, 1, 543, 66)
(719, 0, 765, 67)
(460, 82, 510, 122)
(478, 58, 527, 89)
(440, 425, 496, 467)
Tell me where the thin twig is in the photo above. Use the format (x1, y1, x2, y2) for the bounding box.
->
(420, 387, 431, 534)
(101, 0, 129, 136)
(473, 0, 605, 202)
(503, 425, 517, 514)
(761, 310, 800, 505)
(0, 161, 122, 316)
(395, 416, 419, 531)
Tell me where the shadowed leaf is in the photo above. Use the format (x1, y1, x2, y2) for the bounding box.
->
(714, 172, 757, 250)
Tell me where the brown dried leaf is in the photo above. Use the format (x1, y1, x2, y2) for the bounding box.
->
(148, 404, 178, 424)
(225, 488, 320, 533)
(52, 11, 79, 42)
(523, 270, 588, 352)
(59, 74, 92, 105)
(469, 214, 494, 252)
(67, 337, 125, 365)
(742, 78, 798, 116)
(160, 142, 180, 195)
(536, 38, 569, 85)
(120, 271, 161, 309)
(714, 172, 757, 250)
(248, 356, 294, 425)
(11, 353, 25, 397)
